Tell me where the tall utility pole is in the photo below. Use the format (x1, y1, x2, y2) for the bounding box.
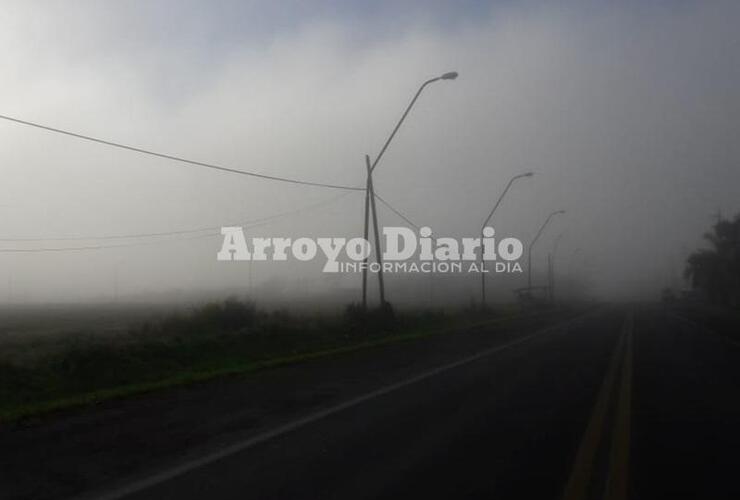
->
(479, 172, 533, 308)
(360, 71, 458, 310)
(365, 155, 386, 305)
(568, 247, 581, 299)
(528, 210, 565, 292)
(361, 168, 371, 309)
(550, 233, 564, 304)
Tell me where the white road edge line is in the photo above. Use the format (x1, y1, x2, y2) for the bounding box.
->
(90, 311, 597, 500)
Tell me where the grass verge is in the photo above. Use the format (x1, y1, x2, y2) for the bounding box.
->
(0, 304, 524, 424)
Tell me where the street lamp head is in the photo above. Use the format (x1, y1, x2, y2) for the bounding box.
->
(524, 172, 534, 177)
(556, 210, 566, 215)
(440, 71, 459, 80)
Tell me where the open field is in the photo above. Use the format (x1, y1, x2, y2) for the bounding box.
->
(0, 300, 533, 422)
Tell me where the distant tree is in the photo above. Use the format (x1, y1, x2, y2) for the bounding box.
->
(684, 215, 740, 305)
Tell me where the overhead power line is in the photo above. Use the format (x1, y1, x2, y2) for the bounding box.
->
(0, 191, 354, 243)
(0, 113, 363, 191)
(374, 192, 421, 230)
(0, 191, 355, 252)
(0, 232, 222, 253)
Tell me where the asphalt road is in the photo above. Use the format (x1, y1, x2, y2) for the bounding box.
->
(4, 305, 740, 500)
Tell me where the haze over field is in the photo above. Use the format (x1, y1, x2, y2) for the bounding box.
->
(0, 0, 738, 305)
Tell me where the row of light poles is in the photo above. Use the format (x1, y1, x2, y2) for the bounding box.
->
(479, 172, 533, 306)
(360, 71, 568, 310)
(527, 210, 566, 291)
(482, 202, 566, 307)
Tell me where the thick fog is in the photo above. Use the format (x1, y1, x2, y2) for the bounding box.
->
(0, 0, 738, 306)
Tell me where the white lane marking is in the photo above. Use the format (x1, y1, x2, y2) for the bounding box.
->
(90, 311, 598, 500)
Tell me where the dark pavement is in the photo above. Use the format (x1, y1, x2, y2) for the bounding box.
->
(3, 305, 740, 499)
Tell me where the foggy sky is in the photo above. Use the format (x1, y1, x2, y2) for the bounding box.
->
(1, 0, 738, 304)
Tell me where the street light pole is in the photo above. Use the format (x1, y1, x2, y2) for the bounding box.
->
(480, 172, 534, 307)
(361, 172, 371, 309)
(366, 155, 386, 306)
(361, 71, 458, 310)
(369, 72, 458, 174)
(528, 210, 565, 292)
(568, 247, 581, 299)
(550, 233, 564, 303)
(547, 253, 553, 303)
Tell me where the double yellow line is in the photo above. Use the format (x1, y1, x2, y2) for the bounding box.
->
(563, 312, 634, 500)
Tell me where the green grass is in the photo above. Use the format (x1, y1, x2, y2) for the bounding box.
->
(0, 301, 522, 423)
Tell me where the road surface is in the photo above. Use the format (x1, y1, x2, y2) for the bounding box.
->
(2, 305, 740, 499)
